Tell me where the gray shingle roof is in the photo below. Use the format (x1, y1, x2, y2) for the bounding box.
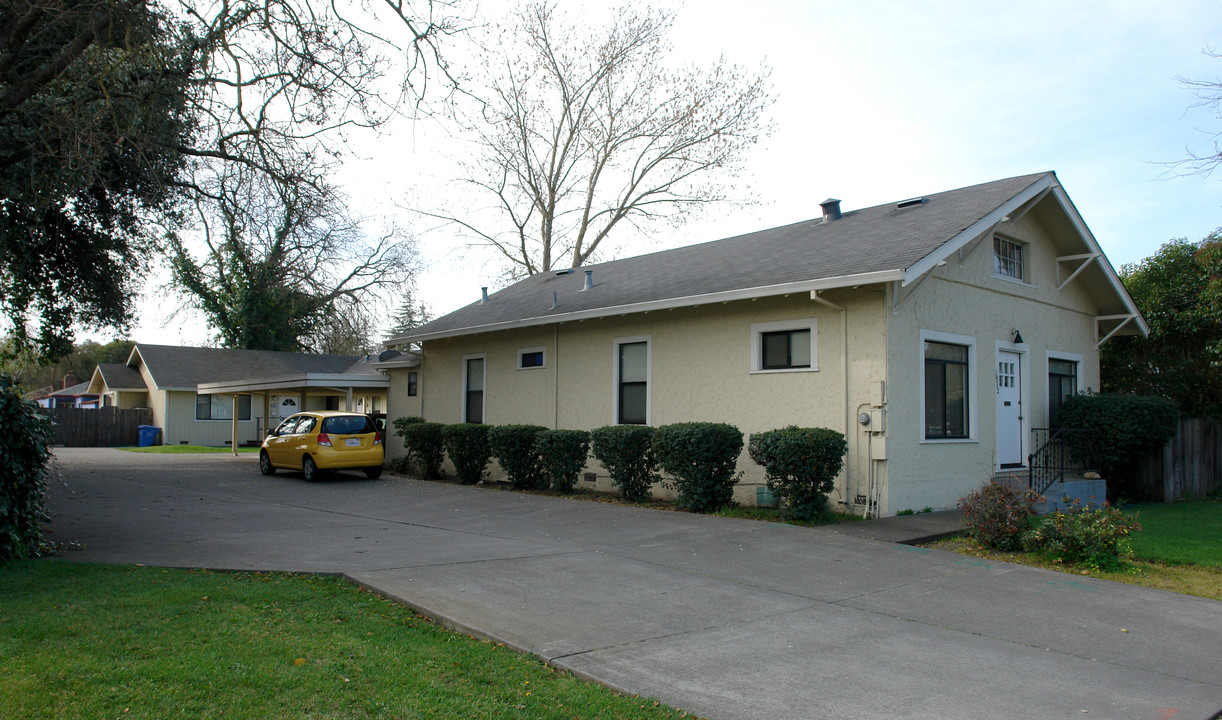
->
(50, 381, 95, 397)
(403, 172, 1052, 341)
(95, 363, 147, 390)
(131, 345, 368, 389)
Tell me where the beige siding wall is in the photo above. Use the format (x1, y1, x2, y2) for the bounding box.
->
(384, 368, 424, 462)
(883, 211, 1103, 514)
(411, 290, 890, 505)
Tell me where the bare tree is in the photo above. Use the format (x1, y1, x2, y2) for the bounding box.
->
(423, 2, 772, 278)
(1177, 50, 1222, 177)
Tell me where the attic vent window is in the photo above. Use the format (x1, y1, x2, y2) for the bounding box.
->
(896, 197, 928, 209)
(555, 269, 572, 276)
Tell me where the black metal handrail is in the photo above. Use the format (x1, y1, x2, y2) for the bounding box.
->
(1027, 427, 1101, 497)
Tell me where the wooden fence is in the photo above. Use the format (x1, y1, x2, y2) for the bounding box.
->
(38, 406, 153, 447)
(1139, 418, 1222, 502)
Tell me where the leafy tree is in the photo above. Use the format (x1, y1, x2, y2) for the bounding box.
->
(0, 0, 195, 360)
(2, 338, 135, 395)
(1102, 231, 1222, 419)
(423, 2, 772, 278)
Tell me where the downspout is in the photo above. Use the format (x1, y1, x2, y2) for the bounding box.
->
(810, 290, 850, 509)
(553, 324, 560, 430)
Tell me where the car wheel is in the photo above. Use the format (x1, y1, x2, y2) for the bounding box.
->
(364, 466, 383, 479)
(259, 451, 276, 476)
(303, 456, 321, 482)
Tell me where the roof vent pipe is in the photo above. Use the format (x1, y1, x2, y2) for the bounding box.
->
(581, 269, 594, 291)
(820, 198, 842, 222)
(551, 291, 559, 309)
(480, 286, 489, 304)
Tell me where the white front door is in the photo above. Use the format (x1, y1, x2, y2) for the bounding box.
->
(996, 350, 1023, 468)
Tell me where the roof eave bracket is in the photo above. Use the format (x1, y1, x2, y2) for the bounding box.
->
(1096, 314, 1136, 346)
(1056, 252, 1100, 292)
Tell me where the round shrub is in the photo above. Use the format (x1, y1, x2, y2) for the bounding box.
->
(489, 425, 549, 489)
(394, 418, 445, 479)
(441, 423, 491, 485)
(0, 377, 54, 561)
(653, 422, 743, 513)
(956, 480, 1037, 551)
(535, 429, 590, 493)
(748, 426, 846, 521)
(1021, 502, 1141, 571)
(590, 425, 658, 501)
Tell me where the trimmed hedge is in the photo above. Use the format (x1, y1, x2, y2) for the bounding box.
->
(1056, 393, 1179, 501)
(590, 425, 658, 501)
(653, 422, 743, 513)
(489, 425, 549, 489)
(747, 426, 846, 520)
(394, 418, 445, 479)
(441, 423, 491, 485)
(535, 429, 590, 492)
(1, 377, 54, 561)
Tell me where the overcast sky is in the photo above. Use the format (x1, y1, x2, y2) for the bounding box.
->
(127, 0, 1222, 347)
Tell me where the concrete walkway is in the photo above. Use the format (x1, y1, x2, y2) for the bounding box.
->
(44, 448, 1222, 720)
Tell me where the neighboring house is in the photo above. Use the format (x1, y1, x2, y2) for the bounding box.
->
(29, 375, 99, 409)
(383, 172, 1147, 515)
(86, 344, 396, 447)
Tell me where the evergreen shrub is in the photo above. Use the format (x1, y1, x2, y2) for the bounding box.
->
(489, 424, 549, 489)
(535, 429, 590, 492)
(0, 377, 55, 562)
(441, 423, 491, 485)
(1022, 501, 1141, 571)
(590, 425, 658, 501)
(1056, 393, 1179, 501)
(956, 480, 1037, 551)
(653, 422, 744, 513)
(747, 426, 846, 521)
(393, 417, 445, 479)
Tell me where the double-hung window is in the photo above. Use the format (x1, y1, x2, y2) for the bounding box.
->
(993, 237, 1025, 281)
(1048, 357, 1079, 427)
(614, 337, 650, 425)
(463, 356, 485, 424)
(196, 393, 251, 421)
(407, 371, 418, 397)
(923, 340, 970, 439)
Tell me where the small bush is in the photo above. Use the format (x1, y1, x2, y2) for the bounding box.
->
(489, 425, 549, 489)
(957, 480, 1037, 551)
(394, 419, 445, 479)
(1022, 502, 1142, 571)
(653, 423, 744, 513)
(535, 429, 590, 493)
(747, 426, 846, 521)
(590, 425, 658, 501)
(1056, 393, 1178, 501)
(0, 377, 55, 562)
(441, 424, 491, 485)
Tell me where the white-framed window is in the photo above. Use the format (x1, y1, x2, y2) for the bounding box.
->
(462, 354, 486, 424)
(750, 318, 818, 373)
(612, 335, 651, 425)
(920, 330, 977, 442)
(517, 347, 546, 370)
(993, 236, 1026, 281)
(1046, 350, 1084, 426)
(195, 393, 252, 421)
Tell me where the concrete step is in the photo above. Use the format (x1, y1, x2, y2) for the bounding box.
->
(1033, 475, 1107, 514)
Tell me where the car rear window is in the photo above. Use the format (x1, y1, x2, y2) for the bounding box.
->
(322, 416, 375, 435)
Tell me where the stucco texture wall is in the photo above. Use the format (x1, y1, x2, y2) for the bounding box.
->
(409, 290, 889, 506)
(884, 210, 1104, 514)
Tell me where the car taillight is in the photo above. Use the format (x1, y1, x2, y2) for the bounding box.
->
(374, 431, 382, 445)
(317, 433, 332, 447)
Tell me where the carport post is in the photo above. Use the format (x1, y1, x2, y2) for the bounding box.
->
(345, 387, 353, 411)
(230, 395, 239, 456)
(262, 392, 271, 437)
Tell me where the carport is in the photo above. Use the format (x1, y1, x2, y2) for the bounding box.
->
(197, 371, 390, 455)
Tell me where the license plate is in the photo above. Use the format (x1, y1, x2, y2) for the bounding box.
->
(345, 438, 361, 447)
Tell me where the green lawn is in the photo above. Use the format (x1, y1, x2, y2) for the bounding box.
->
(1125, 501, 1222, 569)
(120, 445, 260, 454)
(0, 561, 692, 720)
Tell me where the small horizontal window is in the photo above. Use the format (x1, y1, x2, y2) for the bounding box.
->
(750, 319, 818, 373)
(518, 347, 546, 369)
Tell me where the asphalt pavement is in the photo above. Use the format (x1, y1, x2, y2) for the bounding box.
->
(43, 447, 1222, 720)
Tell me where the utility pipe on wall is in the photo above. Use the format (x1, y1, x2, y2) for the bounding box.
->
(810, 290, 851, 509)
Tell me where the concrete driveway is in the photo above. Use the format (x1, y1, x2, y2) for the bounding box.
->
(45, 448, 1222, 720)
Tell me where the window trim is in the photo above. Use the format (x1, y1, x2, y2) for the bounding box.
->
(195, 393, 252, 422)
(919, 330, 978, 443)
(461, 353, 486, 424)
(749, 318, 819, 374)
(991, 235, 1031, 285)
(517, 346, 546, 370)
(1045, 350, 1084, 425)
(612, 335, 651, 426)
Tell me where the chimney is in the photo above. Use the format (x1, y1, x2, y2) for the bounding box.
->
(819, 198, 842, 222)
(581, 269, 594, 291)
(480, 286, 489, 304)
(63, 373, 79, 389)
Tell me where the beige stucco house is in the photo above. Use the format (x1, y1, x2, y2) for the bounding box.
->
(86, 344, 396, 447)
(383, 172, 1147, 515)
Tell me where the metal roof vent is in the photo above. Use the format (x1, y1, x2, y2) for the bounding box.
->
(581, 269, 594, 291)
(896, 197, 928, 209)
(819, 198, 842, 222)
(480, 286, 489, 304)
(554, 268, 572, 276)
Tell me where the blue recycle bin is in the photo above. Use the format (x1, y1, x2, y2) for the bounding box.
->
(138, 425, 162, 447)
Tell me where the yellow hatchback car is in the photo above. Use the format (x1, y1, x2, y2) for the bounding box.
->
(259, 411, 384, 481)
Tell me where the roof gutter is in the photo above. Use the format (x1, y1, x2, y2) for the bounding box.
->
(391, 269, 904, 345)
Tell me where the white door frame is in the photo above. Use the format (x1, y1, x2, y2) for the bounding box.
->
(994, 339, 1029, 469)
